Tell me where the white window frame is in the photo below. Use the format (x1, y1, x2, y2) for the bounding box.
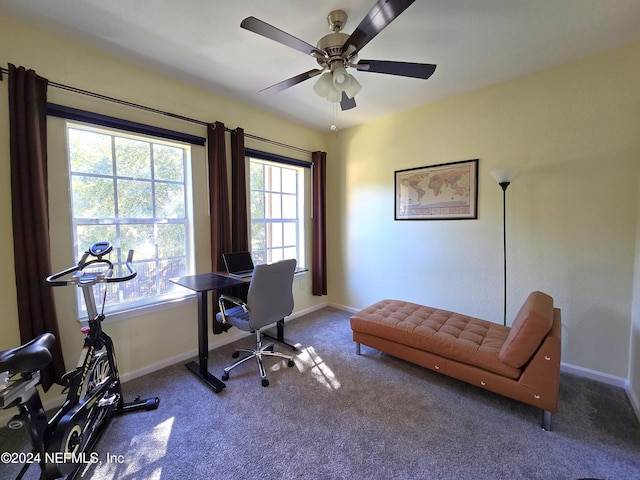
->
(65, 121, 195, 320)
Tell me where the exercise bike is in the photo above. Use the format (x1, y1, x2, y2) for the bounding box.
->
(0, 241, 160, 479)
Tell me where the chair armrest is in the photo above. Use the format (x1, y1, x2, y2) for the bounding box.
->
(217, 294, 248, 324)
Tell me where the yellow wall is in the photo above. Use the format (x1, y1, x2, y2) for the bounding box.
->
(0, 15, 328, 405)
(328, 41, 640, 387)
(632, 179, 640, 406)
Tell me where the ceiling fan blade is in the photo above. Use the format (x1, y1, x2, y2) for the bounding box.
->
(241, 16, 326, 58)
(340, 91, 357, 111)
(356, 60, 437, 80)
(342, 0, 415, 57)
(259, 69, 323, 95)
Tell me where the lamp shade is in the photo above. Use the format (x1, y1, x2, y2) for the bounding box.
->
(325, 86, 341, 103)
(490, 168, 521, 184)
(332, 65, 349, 91)
(313, 72, 334, 98)
(343, 74, 362, 99)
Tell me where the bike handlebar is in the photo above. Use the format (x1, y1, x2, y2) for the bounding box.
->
(46, 247, 137, 287)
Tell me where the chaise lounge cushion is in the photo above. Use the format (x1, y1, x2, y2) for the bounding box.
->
(350, 299, 520, 378)
(498, 291, 554, 369)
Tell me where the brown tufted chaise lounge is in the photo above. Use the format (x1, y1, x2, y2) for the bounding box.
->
(350, 291, 561, 429)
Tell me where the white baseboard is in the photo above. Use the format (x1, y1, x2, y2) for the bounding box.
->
(327, 302, 359, 313)
(560, 362, 627, 388)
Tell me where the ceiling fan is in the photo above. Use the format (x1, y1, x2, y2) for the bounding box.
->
(240, 0, 437, 111)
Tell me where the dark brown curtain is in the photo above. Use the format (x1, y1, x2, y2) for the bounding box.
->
(8, 64, 65, 390)
(207, 122, 232, 333)
(230, 127, 248, 252)
(312, 151, 327, 296)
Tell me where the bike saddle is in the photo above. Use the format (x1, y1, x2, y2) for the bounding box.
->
(0, 333, 56, 375)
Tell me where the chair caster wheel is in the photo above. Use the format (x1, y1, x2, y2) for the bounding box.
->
(222, 373, 229, 381)
(261, 379, 269, 387)
(232, 351, 239, 359)
(287, 359, 295, 367)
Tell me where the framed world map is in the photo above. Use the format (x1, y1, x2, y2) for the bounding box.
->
(395, 159, 478, 220)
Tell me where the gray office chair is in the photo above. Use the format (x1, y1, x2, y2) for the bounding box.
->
(216, 258, 297, 387)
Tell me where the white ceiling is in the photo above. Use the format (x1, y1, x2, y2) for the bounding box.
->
(2, 0, 640, 131)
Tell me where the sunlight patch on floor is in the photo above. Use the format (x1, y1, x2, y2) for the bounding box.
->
(109, 416, 174, 478)
(296, 346, 340, 390)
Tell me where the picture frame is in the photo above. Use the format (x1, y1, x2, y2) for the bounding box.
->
(395, 159, 479, 220)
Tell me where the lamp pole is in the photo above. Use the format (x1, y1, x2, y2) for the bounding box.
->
(499, 181, 510, 326)
(490, 168, 520, 327)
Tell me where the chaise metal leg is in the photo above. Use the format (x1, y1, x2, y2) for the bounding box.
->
(542, 410, 552, 431)
(355, 342, 361, 355)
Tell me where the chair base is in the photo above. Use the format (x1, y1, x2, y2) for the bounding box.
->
(222, 331, 295, 387)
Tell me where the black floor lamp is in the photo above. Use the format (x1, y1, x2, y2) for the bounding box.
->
(490, 168, 520, 326)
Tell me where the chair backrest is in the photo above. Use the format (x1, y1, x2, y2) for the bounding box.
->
(246, 259, 297, 329)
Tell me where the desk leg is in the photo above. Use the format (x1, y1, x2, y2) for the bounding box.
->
(263, 319, 301, 351)
(185, 291, 226, 393)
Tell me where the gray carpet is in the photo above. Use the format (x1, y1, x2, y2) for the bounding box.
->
(2, 307, 639, 479)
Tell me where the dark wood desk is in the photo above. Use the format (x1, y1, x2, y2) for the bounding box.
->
(170, 268, 305, 393)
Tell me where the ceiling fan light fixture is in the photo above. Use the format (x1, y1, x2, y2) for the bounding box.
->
(343, 74, 361, 99)
(332, 65, 349, 91)
(313, 72, 334, 98)
(325, 86, 342, 103)
(243, 2, 436, 111)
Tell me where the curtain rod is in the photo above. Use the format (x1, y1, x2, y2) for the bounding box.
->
(0, 66, 314, 156)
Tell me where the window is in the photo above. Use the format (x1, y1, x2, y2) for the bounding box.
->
(66, 122, 194, 318)
(249, 158, 305, 267)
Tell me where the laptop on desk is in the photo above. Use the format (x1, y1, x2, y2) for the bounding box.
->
(223, 251, 255, 278)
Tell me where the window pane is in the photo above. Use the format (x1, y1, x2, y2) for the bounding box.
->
(68, 128, 113, 175)
(154, 144, 184, 182)
(283, 246, 297, 260)
(157, 224, 186, 258)
(159, 258, 187, 293)
(131, 260, 158, 298)
(72, 176, 115, 218)
(265, 165, 281, 192)
(283, 223, 297, 247)
(252, 249, 266, 265)
(269, 249, 284, 263)
(269, 222, 283, 247)
(266, 193, 281, 218)
(282, 194, 297, 219)
(252, 222, 266, 251)
(118, 180, 153, 218)
(156, 183, 185, 218)
(251, 191, 265, 220)
(281, 168, 297, 194)
(120, 224, 156, 260)
(250, 162, 264, 190)
(116, 138, 151, 179)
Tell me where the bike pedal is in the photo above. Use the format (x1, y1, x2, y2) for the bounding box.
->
(98, 393, 119, 407)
